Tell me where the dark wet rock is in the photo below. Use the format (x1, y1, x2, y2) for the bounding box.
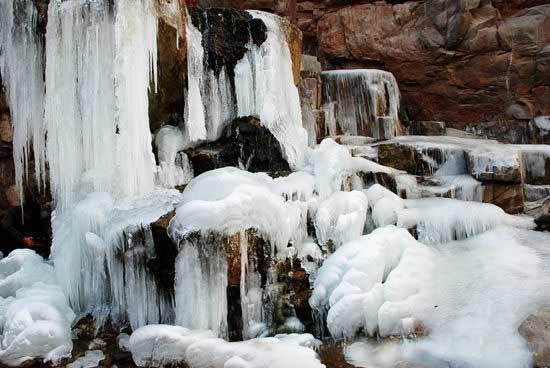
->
(149, 211, 179, 296)
(186, 116, 291, 176)
(149, 19, 187, 132)
(189, 7, 267, 78)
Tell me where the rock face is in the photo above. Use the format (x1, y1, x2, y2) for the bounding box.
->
(317, 1, 550, 132)
(198, 0, 549, 140)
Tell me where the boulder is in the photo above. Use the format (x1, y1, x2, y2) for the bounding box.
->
(519, 308, 550, 367)
(186, 116, 291, 176)
(482, 182, 525, 214)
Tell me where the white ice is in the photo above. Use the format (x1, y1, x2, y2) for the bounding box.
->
(129, 324, 324, 368)
(315, 191, 368, 249)
(0, 250, 74, 367)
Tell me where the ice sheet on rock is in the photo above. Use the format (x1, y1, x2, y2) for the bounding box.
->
(234, 11, 308, 170)
(0, 0, 46, 205)
(315, 191, 368, 249)
(66, 350, 105, 368)
(0, 250, 74, 367)
(517, 145, 550, 183)
(285, 238, 324, 283)
(397, 198, 535, 244)
(154, 125, 194, 188)
(169, 168, 308, 253)
(44, 0, 158, 209)
(321, 69, 400, 139)
(534, 116, 550, 135)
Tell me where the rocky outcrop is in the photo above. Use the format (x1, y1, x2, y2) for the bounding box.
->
(317, 1, 550, 135)
(186, 116, 291, 176)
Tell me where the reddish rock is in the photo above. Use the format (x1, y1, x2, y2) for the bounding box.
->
(482, 182, 525, 214)
(316, 2, 550, 129)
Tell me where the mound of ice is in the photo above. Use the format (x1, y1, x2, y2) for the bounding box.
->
(129, 325, 324, 368)
(313, 226, 548, 368)
(66, 350, 105, 368)
(169, 168, 309, 252)
(129, 325, 216, 367)
(309, 226, 422, 338)
(0, 250, 74, 366)
(315, 191, 368, 249)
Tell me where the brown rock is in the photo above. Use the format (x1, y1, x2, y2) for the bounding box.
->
(282, 20, 303, 85)
(0, 114, 13, 143)
(408, 121, 446, 136)
(519, 309, 550, 367)
(482, 182, 525, 214)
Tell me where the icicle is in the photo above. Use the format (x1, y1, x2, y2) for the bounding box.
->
(0, 0, 46, 205)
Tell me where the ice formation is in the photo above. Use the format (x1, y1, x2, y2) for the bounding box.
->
(174, 234, 229, 336)
(315, 191, 368, 249)
(129, 325, 324, 368)
(169, 167, 309, 252)
(154, 125, 194, 188)
(0, 0, 46, 204)
(66, 350, 105, 368)
(51, 190, 180, 329)
(0, 250, 75, 366)
(182, 10, 308, 169)
(44, 0, 158, 209)
(234, 11, 308, 169)
(321, 70, 400, 140)
(341, 228, 550, 368)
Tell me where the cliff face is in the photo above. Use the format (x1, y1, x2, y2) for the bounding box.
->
(198, 0, 550, 137)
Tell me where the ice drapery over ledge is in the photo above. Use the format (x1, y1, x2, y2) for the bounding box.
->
(0, 0, 46, 205)
(322, 69, 400, 140)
